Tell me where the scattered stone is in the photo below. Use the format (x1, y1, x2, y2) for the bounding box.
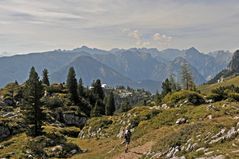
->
(222, 104, 227, 108)
(191, 143, 198, 149)
(211, 128, 226, 139)
(207, 105, 219, 111)
(161, 104, 169, 109)
(149, 106, 161, 110)
(225, 127, 237, 139)
(70, 149, 78, 155)
(232, 149, 239, 153)
(150, 152, 162, 159)
(204, 151, 214, 156)
(176, 118, 187, 125)
(196, 147, 205, 152)
(186, 143, 192, 152)
(2, 112, 17, 118)
(207, 115, 213, 120)
(171, 156, 186, 159)
(166, 146, 180, 158)
(210, 127, 238, 144)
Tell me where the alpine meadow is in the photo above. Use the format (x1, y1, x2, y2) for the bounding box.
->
(0, 1, 239, 159)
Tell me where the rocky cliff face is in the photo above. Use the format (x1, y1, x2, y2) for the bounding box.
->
(228, 50, 239, 72)
(209, 50, 239, 83)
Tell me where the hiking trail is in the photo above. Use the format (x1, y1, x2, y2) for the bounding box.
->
(113, 141, 154, 159)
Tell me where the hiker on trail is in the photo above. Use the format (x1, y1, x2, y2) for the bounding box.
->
(123, 127, 132, 153)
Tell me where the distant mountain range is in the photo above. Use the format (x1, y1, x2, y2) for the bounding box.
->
(0, 46, 233, 92)
(209, 50, 239, 83)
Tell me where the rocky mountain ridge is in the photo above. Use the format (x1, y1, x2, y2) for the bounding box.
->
(0, 47, 232, 92)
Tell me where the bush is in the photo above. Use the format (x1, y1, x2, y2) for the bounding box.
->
(163, 90, 205, 106)
(228, 93, 239, 102)
(187, 93, 205, 105)
(46, 84, 64, 94)
(206, 93, 224, 102)
(208, 85, 239, 102)
(210, 87, 227, 101)
(45, 97, 64, 108)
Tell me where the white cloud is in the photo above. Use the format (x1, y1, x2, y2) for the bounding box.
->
(153, 33, 172, 44)
(128, 30, 142, 45)
(0, 0, 238, 54)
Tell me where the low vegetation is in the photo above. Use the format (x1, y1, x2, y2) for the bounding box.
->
(1, 66, 239, 158)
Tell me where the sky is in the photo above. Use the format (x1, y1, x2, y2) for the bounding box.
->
(0, 0, 239, 55)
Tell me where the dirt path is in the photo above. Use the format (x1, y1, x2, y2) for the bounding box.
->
(113, 141, 154, 159)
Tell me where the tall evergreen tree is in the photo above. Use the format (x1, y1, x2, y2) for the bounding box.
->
(22, 67, 44, 136)
(105, 92, 115, 115)
(154, 90, 162, 105)
(78, 78, 84, 97)
(92, 79, 104, 100)
(42, 69, 50, 86)
(66, 67, 79, 104)
(91, 100, 103, 117)
(181, 63, 196, 90)
(169, 74, 177, 91)
(120, 100, 131, 112)
(161, 78, 172, 96)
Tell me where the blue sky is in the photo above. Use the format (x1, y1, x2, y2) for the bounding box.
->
(0, 0, 238, 55)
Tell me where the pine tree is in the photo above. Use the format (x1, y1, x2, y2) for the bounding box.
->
(66, 67, 79, 104)
(22, 67, 44, 136)
(92, 79, 104, 100)
(105, 92, 115, 115)
(120, 100, 131, 112)
(181, 63, 196, 90)
(161, 78, 172, 96)
(155, 90, 162, 105)
(169, 74, 177, 91)
(42, 69, 50, 86)
(91, 100, 103, 117)
(78, 78, 84, 97)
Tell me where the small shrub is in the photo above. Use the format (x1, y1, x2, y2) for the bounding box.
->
(46, 84, 64, 94)
(206, 93, 224, 102)
(187, 93, 205, 105)
(45, 97, 64, 108)
(228, 93, 239, 102)
(210, 87, 227, 101)
(163, 90, 205, 106)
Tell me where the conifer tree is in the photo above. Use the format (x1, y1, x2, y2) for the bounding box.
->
(22, 67, 44, 136)
(105, 92, 115, 115)
(181, 63, 196, 90)
(92, 79, 104, 100)
(169, 74, 177, 91)
(66, 67, 79, 104)
(42, 69, 50, 86)
(91, 100, 102, 117)
(155, 90, 162, 105)
(120, 100, 131, 112)
(161, 78, 172, 96)
(78, 78, 84, 97)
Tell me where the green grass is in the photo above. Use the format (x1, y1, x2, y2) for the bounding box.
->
(199, 76, 239, 95)
(1, 101, 239, 158)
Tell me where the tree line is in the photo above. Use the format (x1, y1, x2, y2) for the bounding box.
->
(155, 62, 196, 103)
(21, 66, 115, 137)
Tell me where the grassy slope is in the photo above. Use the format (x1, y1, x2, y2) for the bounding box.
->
(199, 75, 239, 95)
(1, 102, 239, 158)
(2, 76, 239, 158)
(71, 102, 239, 158)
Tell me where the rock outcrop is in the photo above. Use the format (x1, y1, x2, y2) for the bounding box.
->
(228, 50, 239, 72)
(62, 112, 87, 127)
